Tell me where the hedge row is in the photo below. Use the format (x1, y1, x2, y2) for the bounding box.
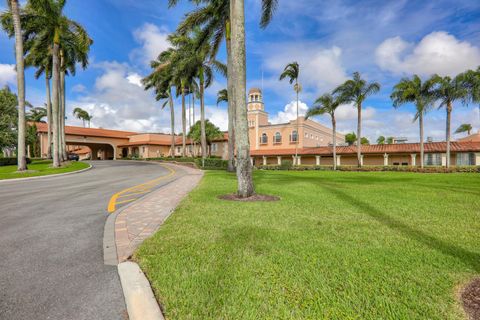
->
(257, 164, 480, 173)
(194, 158, 228, 170)
(0, 157, 32, 166)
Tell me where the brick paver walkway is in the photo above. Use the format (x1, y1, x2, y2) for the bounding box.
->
(114, 164, 203, 263)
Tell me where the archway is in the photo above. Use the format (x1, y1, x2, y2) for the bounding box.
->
(66, 142, 115, 160)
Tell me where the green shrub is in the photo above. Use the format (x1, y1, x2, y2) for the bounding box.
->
(0, 157, 32, 166)
(194, 158, 228, 170)
(256, 164, 480, 173)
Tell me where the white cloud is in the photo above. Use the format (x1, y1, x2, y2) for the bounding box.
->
(0, 64, 16, 86)
(270, 100, 308, 124)
(126, 73, 143, 87)
(334, 103, 376, 121)
(375, 31, 480, 77)
(130, 23, 170, 66)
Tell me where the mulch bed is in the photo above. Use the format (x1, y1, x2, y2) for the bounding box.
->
(462, 278, 480, 320)
(218, 194, 280, 202)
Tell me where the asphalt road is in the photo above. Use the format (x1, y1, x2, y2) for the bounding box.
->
(0, 161, 174, 320)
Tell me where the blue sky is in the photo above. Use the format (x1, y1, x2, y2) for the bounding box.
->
(1, 0, 480, 142)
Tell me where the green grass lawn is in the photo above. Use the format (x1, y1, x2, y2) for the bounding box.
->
(0, 160, 89, 180)
(135, 170, 480, 319)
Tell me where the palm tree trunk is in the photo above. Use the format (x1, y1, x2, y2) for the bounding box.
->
(200, 73, 207, 160)
(51, 39, 61, 167)
(357, 103, 362, 167)
(231, 0, 254, 197)
(60, 67, 67, 161)
(332, 116, 337, 171)
(419, 112, 424, 169)
(181, 81, 186, 157)
(10, 0, 27, 171)
(169, 87, 175, 158)
(446, 101, 452, 168)
(295, 80, 299, 165)
(226, 20, 235, 172)
(45, 70, 52, 159)
(192, 93, 196, 157)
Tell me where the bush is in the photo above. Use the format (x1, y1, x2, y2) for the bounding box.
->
(194, 158, 228, 170)
(0, 157, 32, 166)
(256, 164, 480, 173)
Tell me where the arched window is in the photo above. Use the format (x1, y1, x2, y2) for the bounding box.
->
(260, 133, 268, 144)
(290, 130, 298, 142)
(274, 132, 282, 143)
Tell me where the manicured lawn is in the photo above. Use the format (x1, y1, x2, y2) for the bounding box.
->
(0, 160, 89, 180)
(135, 170, 480, 319)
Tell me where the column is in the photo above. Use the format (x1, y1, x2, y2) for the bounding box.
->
(383, 153, 388, 166)
(360, 155, 364, 166)
(292, 155, 296, 165)
(277, 156, 282, 165)
(336, 155, 341, 166)
(476, 153, 480, 166)
(262, 156, 267, 166)
(410, 154, 416, 166)
(441, 153, 447, 167)
(315, 155, 321, 166)
(250, 157, 253, 166)
(297, 156, 301, 165)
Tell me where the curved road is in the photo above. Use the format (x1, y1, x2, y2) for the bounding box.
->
(0, 161, 178, 320)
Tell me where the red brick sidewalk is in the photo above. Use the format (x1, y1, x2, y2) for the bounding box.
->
(114, 164, 203, 263)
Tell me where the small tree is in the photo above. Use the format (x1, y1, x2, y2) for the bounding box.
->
(377, 136, 385, 144)
(188, 120, 223, 156)
(345, 132, 357, 145)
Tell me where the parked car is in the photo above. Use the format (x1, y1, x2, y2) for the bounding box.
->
(67, 153, 80, 161)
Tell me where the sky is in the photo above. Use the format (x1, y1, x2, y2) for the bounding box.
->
(1, 0, 480, 142)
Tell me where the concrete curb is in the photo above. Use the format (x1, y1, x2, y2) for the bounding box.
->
(118, 261, 164, 320)
(0, 162, 93, 183)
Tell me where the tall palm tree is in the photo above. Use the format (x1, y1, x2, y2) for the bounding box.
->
(305, 93, 342, 170)
(462, 67, 480, 128)
(14, 0, 93, 167)
(391, 75, 435, 168)
(27, 106, 47, 122)
(169, 0, 278, 194)
(279, 62, 300, 164)
(2, 0, 27, 170)
(455, 123, 472, 136)
(429, 74, 469, 168)
(143, 48, 177, 158)
(334, 72, 380, 167)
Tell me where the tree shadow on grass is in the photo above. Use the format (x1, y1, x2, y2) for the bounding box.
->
(320, 184, 480, 273)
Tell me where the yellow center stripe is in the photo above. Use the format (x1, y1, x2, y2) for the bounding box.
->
(107, 164, 176, 213)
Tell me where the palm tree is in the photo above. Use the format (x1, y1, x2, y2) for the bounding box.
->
(27, 106, 47, 122)
(73, 107, 89, 127)
(279, 62, 300, 164)
(217, 88, 228, 105)
(391, 75, 435, 168)
(334, 72, 380, 167)
(2, 0, 27, 170)
(455, 123, 472, 136)
(143, 48, 178, 158)
(305, 94, 342, 170)
(169, 0, 278, 196)
(462, 67, 480, 129)
(14, 0, 93, 167)
(429, 74, 469, 168)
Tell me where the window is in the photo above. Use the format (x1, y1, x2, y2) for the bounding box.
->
(305, 132, 309, 138)
(260, 133, 268, 144)
(142, 147, 145, 153)
(456, 153, 475, 166)
(424, 153, 442, 166)
(176, 147, 181, 154)
(211, 143, 218, 152)
(290, 130, 298, 142)
(274, 132, 282, 144)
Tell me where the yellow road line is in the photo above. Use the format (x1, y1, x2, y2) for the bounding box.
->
(115, 198, 137, 205)
(117, 190, 151, 198)
(107, 164, 175, 213)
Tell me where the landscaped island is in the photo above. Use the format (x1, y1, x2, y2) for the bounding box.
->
(136, 170, 479, 319)
(0, 159, 89, 180)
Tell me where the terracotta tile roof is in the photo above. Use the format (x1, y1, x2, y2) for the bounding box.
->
(35, 122, 137, 139)
(250, 141, 480, 156)
(118, 141, 171, 147)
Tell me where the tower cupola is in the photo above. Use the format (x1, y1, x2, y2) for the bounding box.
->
(247, 88, 264, 111)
